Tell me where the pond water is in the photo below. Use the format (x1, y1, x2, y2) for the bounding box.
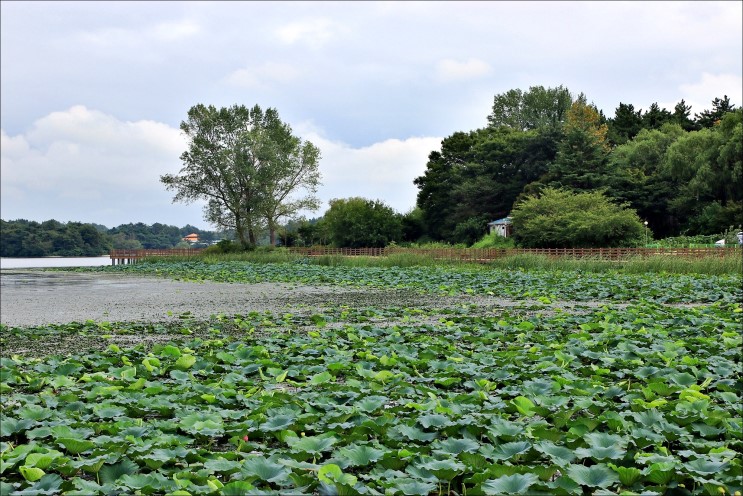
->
(0, 256, 111, 269)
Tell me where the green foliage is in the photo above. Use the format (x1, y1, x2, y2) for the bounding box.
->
(547, 96, 610, 191)
(414, 126, 557, 242)
(161, 103, 321, 248)
(487, 85, 572, 130)
(1, 219, 111, 257)
(0, 219, 230, 257)
(511, 188, 644, 248)
(471, 232, 516, 249)
(323, 197, 402, 248)
(417, 88, 741, 244)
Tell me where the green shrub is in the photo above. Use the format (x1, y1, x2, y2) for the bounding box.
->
(511, 187, 644, 248)
(471, 232, 516, 249)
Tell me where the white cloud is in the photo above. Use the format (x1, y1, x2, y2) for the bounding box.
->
(75, 18, 201, 49)
(676, 73, 743, 114)
(225, 62, 301, 89)
(275, 18, 344, 49)
(296, 124, 441, 214)
(150, 19, 201, 42)
(436, 58, 492, 82)
(0, 106, 204, 227)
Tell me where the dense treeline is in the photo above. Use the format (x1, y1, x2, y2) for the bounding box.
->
(414, 87, 742, 244)
(0, 219, 224, 257)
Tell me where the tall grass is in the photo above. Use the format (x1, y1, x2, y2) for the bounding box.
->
(145, 248, 741, 276)
(485, 253, 741, 276)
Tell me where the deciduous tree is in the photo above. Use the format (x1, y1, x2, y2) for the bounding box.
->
(161, 104, 321, 249)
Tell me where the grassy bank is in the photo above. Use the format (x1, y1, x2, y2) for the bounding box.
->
(156, 249, 742, 275)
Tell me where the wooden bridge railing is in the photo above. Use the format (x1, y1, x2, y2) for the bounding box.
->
(109, 248, 205, 265)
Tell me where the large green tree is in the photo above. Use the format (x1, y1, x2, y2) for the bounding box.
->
(663, 109, 742, 233)
(548, 96, 610, 191)
(323, 197, 402, 248)
(161, 104, 321, 248)
(510, 188, 644, 248)
(604, 124, 686, 237)
(695, 95, 736, 128)
(487, 85, 572, 131)
(414, 126, 557, 243)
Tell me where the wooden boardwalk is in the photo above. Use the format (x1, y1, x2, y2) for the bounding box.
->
(109, 248, 205, 265)
(111, 246, 741, 264)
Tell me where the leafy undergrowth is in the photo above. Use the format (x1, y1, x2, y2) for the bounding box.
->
(81, 260, 742, 304)
(1, 302, 741, 495)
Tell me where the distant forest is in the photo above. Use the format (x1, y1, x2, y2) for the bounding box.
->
(0, 219, 226, 257)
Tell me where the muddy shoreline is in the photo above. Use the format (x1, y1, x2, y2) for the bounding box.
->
(1, 269, 567, 328)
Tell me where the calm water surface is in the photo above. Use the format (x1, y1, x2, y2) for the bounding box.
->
(0, 256, 111, 269)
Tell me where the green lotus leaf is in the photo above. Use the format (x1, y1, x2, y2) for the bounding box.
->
(395, 424, 438, 442)
(534, 441, 576, 465)
(221, 481, 256, 495)
(179, 413, 224, 437)
(240, 456, 292, 483)
(434, 437, 480, 455)
(159, 345, 181, 358)
(23, 451, 63, 470)
(13, 474, 62, 495)
(99, 458, 139, 484)
(393, 479, 437, 495)
(607, 463, 643, 486)
(510, 396, 536, 416)
(481, 473, 539, 495)
(684, 458, 729, 475)
(668, 372, 696, 387)
(0, 418, 34, 436)
(19, 466, 45, 482)
(287, 434, 337, 454)
(417, 413, 453, 428)
(355, 396, 388, 412)
(56, 438, 94, 455)
(575, 432, 627, 460)
(93, 404, 126, 419)
(317, 463, 358, 486)
(260, 414, 296, 431)
(174, 354, 196, 370)
(567, 464, 619, 488)
(336, 444, 386, 467)
(118, 473, 157, 490)
(203, 457, 242, 473)
(17, 406, 53, 422)
(309, 371, 333, 385)
(490, 441, 532, 461)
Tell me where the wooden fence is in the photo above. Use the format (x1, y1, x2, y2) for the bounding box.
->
(288, 246, 741, 261)
(110, 246, 740, 264)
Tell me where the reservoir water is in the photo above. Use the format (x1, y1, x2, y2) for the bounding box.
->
(0, 256, 111, 269)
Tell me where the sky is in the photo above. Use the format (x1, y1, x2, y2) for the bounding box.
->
(2, 1, 741, 230)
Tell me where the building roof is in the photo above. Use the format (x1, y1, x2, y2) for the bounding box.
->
(183, 233, 199, 239)
(487, 217, 512, 226)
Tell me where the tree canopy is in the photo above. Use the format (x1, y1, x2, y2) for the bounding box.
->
(414, 90, 741, 244)
(161, 104, 321, 248)
(323, 197, 402, 248)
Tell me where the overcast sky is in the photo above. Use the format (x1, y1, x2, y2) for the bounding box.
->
(2, 1, 741, 230)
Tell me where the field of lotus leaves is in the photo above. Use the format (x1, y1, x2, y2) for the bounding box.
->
(1, 261, 741, 495)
